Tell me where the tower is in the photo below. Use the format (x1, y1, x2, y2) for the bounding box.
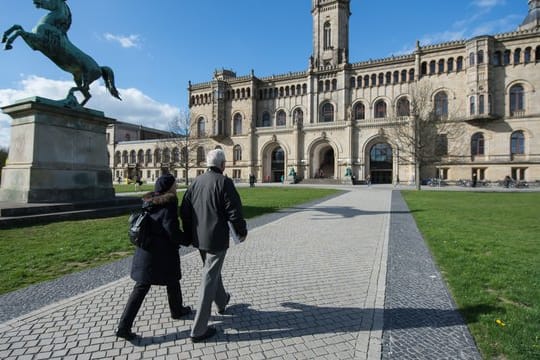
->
(519, 0, 540, 30)
(311, 0, 351, 68)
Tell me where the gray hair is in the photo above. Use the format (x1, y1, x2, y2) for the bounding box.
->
(206, 149, 226, 168)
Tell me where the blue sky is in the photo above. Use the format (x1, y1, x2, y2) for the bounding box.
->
(0, 0, 527, 148)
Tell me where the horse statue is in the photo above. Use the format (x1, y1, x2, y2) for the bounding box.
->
(2, 0, 121, 107)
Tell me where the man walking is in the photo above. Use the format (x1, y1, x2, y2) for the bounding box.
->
(180, 149, 248, 342)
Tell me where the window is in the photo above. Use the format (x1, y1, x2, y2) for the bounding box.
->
(401, 70, 407, 83)
(511, 167, 526, 181)
(321, 103, 334, 122)
(130, 150, 136, 164)
(115, 151, 121, 166)
(471, 133, 485, 155)
(511, 131, 525, 155)
(353, 103, 365, 120)
(163, 148, 171, 163)
(378, 73, 384, 86)
(457, 57, 463, 71)
(470, 96, 476, 115)
(324, 22, 331, 50)
(536, 46, 540, 62)
(438, 59, 445, 73)
(293, 108, 304, 125)
(524, 47, 532, 63)
(233, 145, 242, 163)
(137, 150, 144, 164)
(371, 74, 376, 86)
(233, 113, 242, 135)
(325, 80, 330, 92)
(434, 91, 448, 117)
(145, 149, 152, 164)
(332, 79, 337, 91)
(364, 75, 369, 87)
(478, 50, 484, 64)
(514, 48, 521, 64)
(397, 98, 410, 117)
(493, 51, 502, 66)
(232, 169, 241, 179)
(503, 50, 511, 65)
(429, 60, 436, 74)
(181, 147, 188, 163)
(276, 110, 286, 126)
(197, 117, 205, 137)
(469, 52, 475, 66)
(173, 148, 180, 163)
(421, 62, 427, 76)
(385, 72, 391, 84)
(479, 95, 485, 115)
(196, 147, 205, 165)
(154, 149, 161, 164)
(409, 69, 415, 82)
(393, 71, 399, 84)
(447, 58, 454, 72)
(350, 77, 356, 88)
(509, 85, 525, 115)
(374, 100, 387, 118)
(262, 112, 271, 127)
(357, 76, 362, 88)
(122, 151, 128, 164)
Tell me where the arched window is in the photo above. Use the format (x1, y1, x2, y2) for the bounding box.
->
(434, 91, 449, 117)
(196, 147, 205, 165)
(503, 50, 511, 65)
(357, 76, 362, 88)
(471, 133, 485, 155)
(393, 71, 399, 84)
(438, 59, 445, 73)
(470, 96, 476, 115)
(364, 75, 369, 87)
(457, 56, 463, 71)
(409, 69, 415, 81)
(324, 22, 331, 50)
(524, 47, 532, 63)
(374, 100, 387, 118)
(469, 52, 475, 66)
(385, 72, 391, 84)
(421, 62, 427, 76)
(350, 77, 356, 88)
(353, 102, 365, 120)
(325, 80, 330, 92)
(197, 117, 205, 137)
(293, 108, 304, 125)
(262, 112, 271, 127)
(130, 150, 136, 164)
(163, 148, 171, 163)
(429, 60, 436, 74)
(511, 131, 525, 155)
(378, 73, 384, 86)
(401, 70, 407, 83)
(397, 98, 410, 117)
(332, 79, 337, 90)
(478, 50, 484, 64)
(447, 58, 454, 72)
(181, 147, 188, 164)
(115, 151, 121, 166)
(137, 150, 144, 164)
(172, 148, 180, 163)
(493, 51, 502, 65)
(233, 113, 242, 135)
(321, 103, 334, 122)
(514, 48, 521, 64)
(509, 85, 525, 115)
(145, 149, 152, 164)
(276, 110, 286, 126)
(536, 45, 540, 62)
(479, 95, 485, 115)
(371, 74, 377, 86)
(233, 145, 242, 163)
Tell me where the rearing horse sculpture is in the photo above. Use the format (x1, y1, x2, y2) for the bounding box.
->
(2, 0, 121, 107)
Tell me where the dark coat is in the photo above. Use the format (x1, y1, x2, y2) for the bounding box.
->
(180, 167, 247, 252)
(131, 191, 184, 285)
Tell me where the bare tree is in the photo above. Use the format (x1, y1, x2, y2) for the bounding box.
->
(165, 108, 201, 186)
(388, 81, 464, 190)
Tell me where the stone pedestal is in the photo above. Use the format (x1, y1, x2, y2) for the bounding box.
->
(0, 97, 116, 203)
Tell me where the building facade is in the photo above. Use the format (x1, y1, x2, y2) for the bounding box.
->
(110, 0, 540, 185)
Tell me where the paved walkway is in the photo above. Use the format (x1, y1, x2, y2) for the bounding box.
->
(0, 186, 481, 359)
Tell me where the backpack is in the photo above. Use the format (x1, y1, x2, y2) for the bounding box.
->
(128, 203, 153, 249)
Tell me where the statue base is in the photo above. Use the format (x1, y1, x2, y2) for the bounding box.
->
(0, 97, 116, 203)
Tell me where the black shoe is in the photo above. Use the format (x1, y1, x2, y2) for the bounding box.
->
(190, 326, 217, 343)
(116, 328, 137, 341)
(172, 306, 192, 319)
(217, 293, 231, 315)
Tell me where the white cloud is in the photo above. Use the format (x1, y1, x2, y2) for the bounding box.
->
(0, 75, 181, 149)
(473, 0, 506, 10)
(104, 33, 141, 48)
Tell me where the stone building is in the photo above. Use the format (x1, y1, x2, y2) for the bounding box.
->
(111, 0, 540, 185)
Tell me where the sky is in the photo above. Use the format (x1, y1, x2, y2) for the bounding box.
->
(0, 0, 528, 149)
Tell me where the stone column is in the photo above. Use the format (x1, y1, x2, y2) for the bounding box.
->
(0, 97, 116, 203)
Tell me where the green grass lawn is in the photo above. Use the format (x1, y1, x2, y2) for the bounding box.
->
(401, 191, 540, 360)
(0, 187, 339, 295)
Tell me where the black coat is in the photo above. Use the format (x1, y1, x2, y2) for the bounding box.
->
(180, 167, 247, 252)
(131, 191, 184, 285)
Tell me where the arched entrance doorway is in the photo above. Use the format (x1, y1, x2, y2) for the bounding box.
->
(271, 147, 285, 182)
(311, 142, 335, 178)
(370, 143, 393, 184)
